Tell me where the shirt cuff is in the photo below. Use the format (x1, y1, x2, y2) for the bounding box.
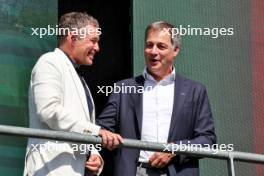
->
(71, 122, 101, 136)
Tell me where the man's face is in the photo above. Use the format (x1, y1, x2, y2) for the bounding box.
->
(144, 29, 179, 79)
(72, 25, 100, 65)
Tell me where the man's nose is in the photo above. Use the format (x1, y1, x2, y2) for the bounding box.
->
(94, 43, 100, 52)
(150, 45, 158, 55)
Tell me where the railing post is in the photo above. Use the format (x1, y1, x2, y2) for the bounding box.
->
(227, 153, 236, 176)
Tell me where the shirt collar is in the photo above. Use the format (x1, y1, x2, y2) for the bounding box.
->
(142, 67, 176, 84)
(59, 48, 80, 70)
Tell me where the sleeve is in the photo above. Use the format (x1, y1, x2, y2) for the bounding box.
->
(31, 56, 100, 135)
(96, 85, 121, 133)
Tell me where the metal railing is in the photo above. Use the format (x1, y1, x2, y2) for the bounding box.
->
(0, 124, 263, 176)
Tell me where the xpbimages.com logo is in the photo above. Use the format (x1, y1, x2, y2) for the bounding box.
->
(161, 25, 234, 39)
(30, 141, 102, 154)
(163, 141, 234, 154)
(97, 83, 154, 96)
(30, 25, 102, 38)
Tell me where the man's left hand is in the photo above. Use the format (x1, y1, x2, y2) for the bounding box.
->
(85, 154, 102, 175)
(149, 152, 176, 168)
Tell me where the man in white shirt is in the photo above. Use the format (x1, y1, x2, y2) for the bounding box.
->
(24, 12, 122, 176)
(97, 21, 216, 176)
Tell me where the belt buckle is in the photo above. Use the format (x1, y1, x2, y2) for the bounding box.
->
(139, 162, 143, 168)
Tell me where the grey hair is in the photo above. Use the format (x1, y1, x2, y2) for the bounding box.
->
(58, 12, 99, 45)
(145, 21, 181, 48)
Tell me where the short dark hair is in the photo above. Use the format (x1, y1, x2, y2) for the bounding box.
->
(58, 12, 99, 46)
(145, 21, 181, 48)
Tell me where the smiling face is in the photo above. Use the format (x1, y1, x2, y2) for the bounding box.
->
(144, 29, 179, 81)
(71, 25, 100, 65)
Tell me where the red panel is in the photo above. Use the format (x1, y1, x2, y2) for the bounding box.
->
(251, 0, 264, 174)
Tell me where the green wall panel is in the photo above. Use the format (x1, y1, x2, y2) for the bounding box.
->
(0, 0, 57, 175)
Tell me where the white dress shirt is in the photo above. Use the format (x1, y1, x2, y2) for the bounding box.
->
(139, 68, 175, 162)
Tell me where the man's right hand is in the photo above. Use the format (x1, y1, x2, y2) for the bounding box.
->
(99, 129, 123, 150)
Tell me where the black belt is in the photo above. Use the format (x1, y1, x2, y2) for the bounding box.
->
(136, 162, 168, 174)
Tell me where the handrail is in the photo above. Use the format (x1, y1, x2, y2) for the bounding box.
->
(0, 125, 263, 176)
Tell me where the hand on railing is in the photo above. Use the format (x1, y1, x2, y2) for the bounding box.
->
(98, 129, 124, 150)
(149, 152, 176, 168)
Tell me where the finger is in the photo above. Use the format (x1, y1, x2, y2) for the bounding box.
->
(88, 155, 101, 165)
(106, 133, 114, 148)
(101, 131, 107, 147)
(113, 135, 120, 146)
(86, 163, 98, 168)
(150, 156, 160, 167)
(108, 134, 123, 150)
(86, 165, 99, 172)
(150, 158, 160, 168)
(88, 155, 97, 162)
(150, 153, 163, 167)
(86, 161, 100, 168)
(87, 158, 100, 170)
(117, 134, 124, 143)
(149, 152, 159, 162)
(156, 158, 166, 168)
(156, 154, 170, 168)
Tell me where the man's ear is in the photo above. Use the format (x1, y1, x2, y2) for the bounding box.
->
(65, 34, 72, 43)
(173, 47, 180, 57)
(66, 33, 77, 47)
